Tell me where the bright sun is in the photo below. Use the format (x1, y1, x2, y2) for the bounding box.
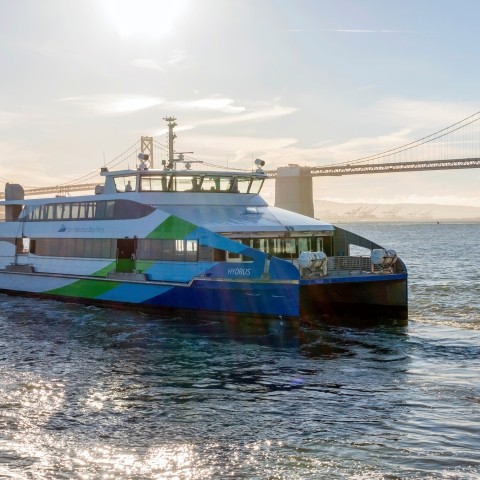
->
(101, 0, 189, 38)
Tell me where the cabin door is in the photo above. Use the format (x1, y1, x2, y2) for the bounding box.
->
(116, 239, 135, 273)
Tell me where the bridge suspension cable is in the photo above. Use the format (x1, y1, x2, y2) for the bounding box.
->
(322, 110, 480, 167)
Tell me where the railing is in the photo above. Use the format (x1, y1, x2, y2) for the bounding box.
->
(327, 256, 373, 273)
(291, 255, 403, 279)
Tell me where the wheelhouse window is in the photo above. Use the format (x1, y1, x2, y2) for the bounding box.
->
(136, 173, 264, 193)
(201, 176, 233, 192)
(249, 177, 264, 194)
(140, 175, 170, 192)
(171, 175, 202, 192)
(234, 177, 252, 193)
(114, 175, 137, 193)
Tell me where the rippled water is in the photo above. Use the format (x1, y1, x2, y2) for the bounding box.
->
(1, 223, 479, 479)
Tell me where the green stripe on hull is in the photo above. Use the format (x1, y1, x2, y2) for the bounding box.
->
(147, 215, 196, 239)
(92, 262, 116, 277)
(47, 279, 119, 299)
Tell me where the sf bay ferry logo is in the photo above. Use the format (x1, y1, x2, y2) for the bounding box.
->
(58, 224, 105, 234)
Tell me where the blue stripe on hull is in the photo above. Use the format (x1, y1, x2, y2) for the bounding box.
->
(140, 280, 299, 317)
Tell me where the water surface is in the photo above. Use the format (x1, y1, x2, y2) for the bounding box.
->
(0, 222, 479, 478)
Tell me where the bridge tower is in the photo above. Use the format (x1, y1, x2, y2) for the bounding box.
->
(275, 164, 314, 217)
(140, 136, 154, 168)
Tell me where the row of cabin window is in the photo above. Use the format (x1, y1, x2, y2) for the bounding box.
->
(24, 200, 154, 222)
(234, 237, 324, 257)
(25, 201, 114, 221)
(114, 175, 265, 194)
(19, 238, 199, 261)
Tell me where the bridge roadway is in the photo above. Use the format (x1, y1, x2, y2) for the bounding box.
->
(1, 157, 480, 199)
(265, 157, 480, 177)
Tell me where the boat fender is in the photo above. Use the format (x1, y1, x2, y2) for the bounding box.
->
(371, 249, 397, 267)
(298, 251, 327, 269)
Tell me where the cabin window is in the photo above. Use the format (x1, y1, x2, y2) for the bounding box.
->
(43, 205, 54, 220)
(16, 238, 28, 254)
(24, 200, 152, 221)
(136, 239, 198, 261)
(171, 176, 202, 192)
(32, 238, 115, 258)
(249, 178, 264, 194)
(140, 175, 170, 192)
(78, 203, 87, 219)
(114, 176, 137, 193)
(232, 236, 325, 258)
(234, 177, 251, 193)
(105, 201, 115, 219)
(113, 200, 155, 220)
(95, 201, 106, 219)
(201, 176, 232, 192)
(26, 206, 41, 220)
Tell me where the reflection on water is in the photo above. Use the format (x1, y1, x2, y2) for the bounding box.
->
(0, 298, 458, 479)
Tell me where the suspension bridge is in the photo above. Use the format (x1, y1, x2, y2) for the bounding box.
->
(2, 111, 480, 215)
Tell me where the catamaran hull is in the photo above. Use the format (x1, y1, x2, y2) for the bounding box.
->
(300, 273, 408, 321)
(0, 271, 299, 317)
(0, 270, 407, 321)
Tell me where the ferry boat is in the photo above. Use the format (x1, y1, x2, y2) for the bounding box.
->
(0, 118, 407, 321)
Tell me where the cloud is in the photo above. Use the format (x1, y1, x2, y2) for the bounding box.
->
(166, 49, 188, 65)
(58, 94, 164, 115)
(0, 111, 24, 128)
(0, 141, 48, 184)
(329, 29, 404, 33)
(164, 97, 297, 120)
(200, 104, 298, 126)
(131, 59, 165, 71)
(172, 97, 246, 114)
(278, 29, 407, 33)
(374, 98, 478, 130)
(131, 49, 188, 71)
(184, 134, 298, 165)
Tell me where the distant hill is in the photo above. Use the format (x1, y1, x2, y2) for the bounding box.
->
(314, 199, 480, 222)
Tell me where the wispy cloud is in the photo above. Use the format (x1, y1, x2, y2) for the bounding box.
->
(58, 94, 164, 115)
(0, 111, 24, 128)
(200, 104, 298, 126)
(132, 49, 188, 71)
(166, 49, 188, 65)
(375, 98, 477, 130)
(278, 29, 407, 33)
(330, 29, 404, 33)
(172, 97, 246, 114)
(185, 134, 298, 164)
(131, 59, 165, 71)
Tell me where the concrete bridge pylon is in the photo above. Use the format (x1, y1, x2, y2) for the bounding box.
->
(274, 164, 314, 217)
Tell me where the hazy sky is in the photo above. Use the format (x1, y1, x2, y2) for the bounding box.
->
(1, 0, 480, 207)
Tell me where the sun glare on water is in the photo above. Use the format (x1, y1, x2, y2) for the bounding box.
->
(101, 0, 189, 38)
